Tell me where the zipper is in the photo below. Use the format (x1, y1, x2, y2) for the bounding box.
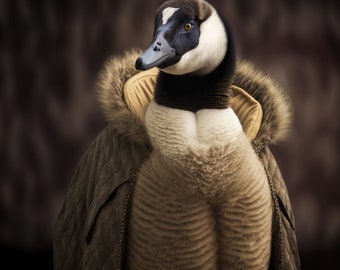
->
(264, 165, 284, 270)
(253, 138, 270, 156)
(255, 142, 284, 270)
(116, 151, 151, 269)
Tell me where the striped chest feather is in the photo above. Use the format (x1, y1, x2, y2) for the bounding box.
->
(125, 103, 273, 269)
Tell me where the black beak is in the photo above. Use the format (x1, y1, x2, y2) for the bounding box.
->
(136, 29, 176, 70)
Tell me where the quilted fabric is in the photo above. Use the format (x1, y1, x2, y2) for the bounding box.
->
(256, 144, 301, 270)
(53, 125, 151, 269)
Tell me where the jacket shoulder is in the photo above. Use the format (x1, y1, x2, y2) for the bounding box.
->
(97, 49, 150, 146)
(234, 61, 293, 145)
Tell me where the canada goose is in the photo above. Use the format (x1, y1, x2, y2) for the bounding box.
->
(54, 1, 300, 270)
(126, 0, 273, 269)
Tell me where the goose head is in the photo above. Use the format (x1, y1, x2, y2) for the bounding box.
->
(136, 0, 230, 76)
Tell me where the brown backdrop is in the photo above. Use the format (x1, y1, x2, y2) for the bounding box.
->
(1, 0, 339, 269)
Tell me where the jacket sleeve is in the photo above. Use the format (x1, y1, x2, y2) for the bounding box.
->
(53, 125, 149, 269)
(258, 146, 301, 270)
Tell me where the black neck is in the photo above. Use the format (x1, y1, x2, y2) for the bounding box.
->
(154, 18, 236, 112)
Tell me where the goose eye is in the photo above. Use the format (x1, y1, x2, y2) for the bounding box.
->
(184, 22, 192, 32)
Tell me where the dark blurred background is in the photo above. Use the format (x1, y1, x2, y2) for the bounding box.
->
(0, 0, 339, 269)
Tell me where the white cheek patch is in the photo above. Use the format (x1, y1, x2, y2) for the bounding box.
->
(162, 9, 228, 75)
(162, 7, 180, 25)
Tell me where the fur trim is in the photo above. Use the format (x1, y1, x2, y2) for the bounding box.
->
(233, 61, 293, 144)
(97, 50, 292, 146)
(96, 49, 150, 146)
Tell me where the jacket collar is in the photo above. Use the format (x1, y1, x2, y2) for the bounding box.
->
(97, 49, 292, 146)
(123, 67, 263, 142)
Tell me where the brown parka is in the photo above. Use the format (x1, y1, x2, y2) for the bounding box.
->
(53, 50, 300, 270)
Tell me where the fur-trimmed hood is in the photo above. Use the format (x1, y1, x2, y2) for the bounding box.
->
(97, 49, 292, 146)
